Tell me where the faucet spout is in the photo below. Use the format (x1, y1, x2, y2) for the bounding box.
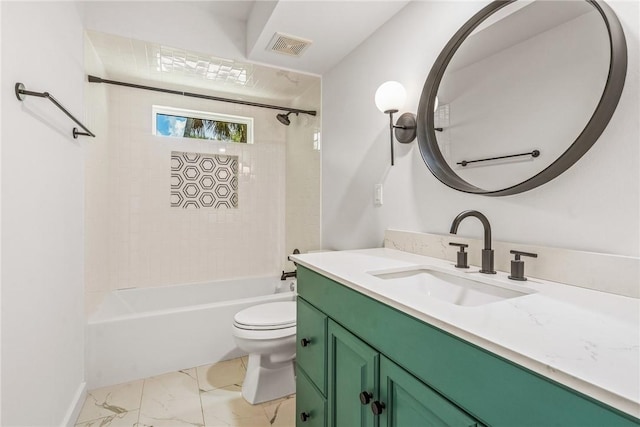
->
(281, 270, 297, 280)
(449, 210, 496, 274)
(450, 210, 492, 250)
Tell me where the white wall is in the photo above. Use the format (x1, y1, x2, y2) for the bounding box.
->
(1, 2, 86, 425)
(322, 1, 639, 257)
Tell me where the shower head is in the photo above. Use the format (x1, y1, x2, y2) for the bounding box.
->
(276, 112, 291, 126)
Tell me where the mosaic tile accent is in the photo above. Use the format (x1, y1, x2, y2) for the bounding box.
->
(171, 151, 239, 209)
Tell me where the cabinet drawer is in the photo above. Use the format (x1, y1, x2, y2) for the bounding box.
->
(297, 369, 327, 427)
(297, 298, 327, 394)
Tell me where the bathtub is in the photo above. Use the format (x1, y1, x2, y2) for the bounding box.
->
(87, 276, 296, 389)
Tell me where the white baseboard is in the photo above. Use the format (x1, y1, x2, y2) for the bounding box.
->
(61, 381, 86, 427)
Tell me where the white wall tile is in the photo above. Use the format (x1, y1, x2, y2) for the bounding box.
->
(86, 84, 296, 310)
(284, 82, 322, 271)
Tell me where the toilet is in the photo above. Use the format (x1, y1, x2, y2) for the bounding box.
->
(232, 301, 297, 404)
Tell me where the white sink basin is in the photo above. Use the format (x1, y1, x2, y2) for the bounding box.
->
(370, 266, 534, 307)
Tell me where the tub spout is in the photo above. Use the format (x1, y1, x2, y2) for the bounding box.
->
(281, 270, 297, 280)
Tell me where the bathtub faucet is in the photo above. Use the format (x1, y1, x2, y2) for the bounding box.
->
(281, 270, 297, 280)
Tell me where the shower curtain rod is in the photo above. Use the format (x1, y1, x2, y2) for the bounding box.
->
(87, 75, 317, 117)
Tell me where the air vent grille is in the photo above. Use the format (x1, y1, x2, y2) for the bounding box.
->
(267, 33, 312, 57)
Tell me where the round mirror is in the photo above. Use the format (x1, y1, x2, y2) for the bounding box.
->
(417, 0, 627, 196)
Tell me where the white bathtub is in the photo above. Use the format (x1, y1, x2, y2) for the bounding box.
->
(87, 276, 296, 389)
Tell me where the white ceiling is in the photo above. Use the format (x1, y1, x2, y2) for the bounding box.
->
(191, 1, 257, 22)
(83, 1, 410, 97)
(245, 1, 410, 74)
(169, 0, 410, 75)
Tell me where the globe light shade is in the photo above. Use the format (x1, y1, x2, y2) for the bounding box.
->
(375, 81, 406, 113)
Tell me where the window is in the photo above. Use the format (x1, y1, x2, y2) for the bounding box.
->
(153, 105, 253, 143)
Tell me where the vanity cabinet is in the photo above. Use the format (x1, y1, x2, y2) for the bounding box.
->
(296, 266, 640, 427)
(327, 320, 478, 427)
(378, 355, 481, 427)
(297, 368, 326, 427)
(327, 320, 377, 427)
(296, 298, 328, 426)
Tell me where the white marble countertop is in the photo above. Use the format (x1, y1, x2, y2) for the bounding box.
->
(291, 248, 640, 418)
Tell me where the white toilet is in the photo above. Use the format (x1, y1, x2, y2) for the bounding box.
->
(232, 301, 297, 404)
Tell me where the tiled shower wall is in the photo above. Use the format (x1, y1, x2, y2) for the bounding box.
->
(85, 72, 302, 313)
(284, 81, 322, 271)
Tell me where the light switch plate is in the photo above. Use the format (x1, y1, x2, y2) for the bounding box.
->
(374, 184, 383, 206)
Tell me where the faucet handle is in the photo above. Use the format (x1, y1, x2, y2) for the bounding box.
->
(509, 250, 537, 281)
(510, 250, 538, 260)
(449, 242, 469, 269)
(449, 242, 468, 249)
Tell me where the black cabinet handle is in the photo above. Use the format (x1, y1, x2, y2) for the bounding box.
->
(359, 391, 373, 405)
(371, 401, 386, 415)
(300, 338, 311, 347)
(300, 412, 311, 422)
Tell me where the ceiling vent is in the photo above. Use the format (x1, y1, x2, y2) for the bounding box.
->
(267, 32, 312, 57)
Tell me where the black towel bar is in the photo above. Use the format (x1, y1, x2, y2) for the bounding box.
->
(457, 150, 540, 167)
(15, 82, 95, 139)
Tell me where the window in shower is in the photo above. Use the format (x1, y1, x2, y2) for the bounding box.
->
(153, 105, 253, 144)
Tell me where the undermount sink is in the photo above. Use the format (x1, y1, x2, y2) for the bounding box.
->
(370, 266, 534, 307)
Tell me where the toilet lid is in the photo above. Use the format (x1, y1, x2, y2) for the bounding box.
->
(234, 301, 296, 330)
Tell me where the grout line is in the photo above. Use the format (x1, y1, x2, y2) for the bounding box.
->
(196, 365, 206, 425)
(137, 378, 146, 426)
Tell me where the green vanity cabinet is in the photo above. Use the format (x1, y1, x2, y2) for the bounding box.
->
(296, 265, 640, 427)
(379, 356, 479, 427)
(297, 368, 327, 427)
(297, 298, 327, 394)
(296, 298, 327, 426)
(326, 320, 477, 427)
(327, 320, 378, 427)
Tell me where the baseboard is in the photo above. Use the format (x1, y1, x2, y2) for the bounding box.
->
(60, 381, 86, 427)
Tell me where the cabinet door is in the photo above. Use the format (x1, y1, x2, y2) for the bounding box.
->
(297, 369, 327, 427)
(327, 320, 378, 427)
(297, 298, 327, 394)
(378, 356, 480, 427)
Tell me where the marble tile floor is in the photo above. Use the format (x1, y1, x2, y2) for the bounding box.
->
(75, 356, 295, 427)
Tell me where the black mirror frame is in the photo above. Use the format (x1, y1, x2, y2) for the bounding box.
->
(417, 0, 627, 196)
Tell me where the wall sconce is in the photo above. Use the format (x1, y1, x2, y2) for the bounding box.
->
(375, 81, 417, 166)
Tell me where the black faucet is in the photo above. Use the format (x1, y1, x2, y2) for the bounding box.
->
(281, 270, 297, 280)
(449, 210, 496, 274)
(281, 248, 300, 280)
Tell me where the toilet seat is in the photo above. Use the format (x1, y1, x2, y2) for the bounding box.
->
(232, 324, 296, 340)
(233, 301, 296, 330)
